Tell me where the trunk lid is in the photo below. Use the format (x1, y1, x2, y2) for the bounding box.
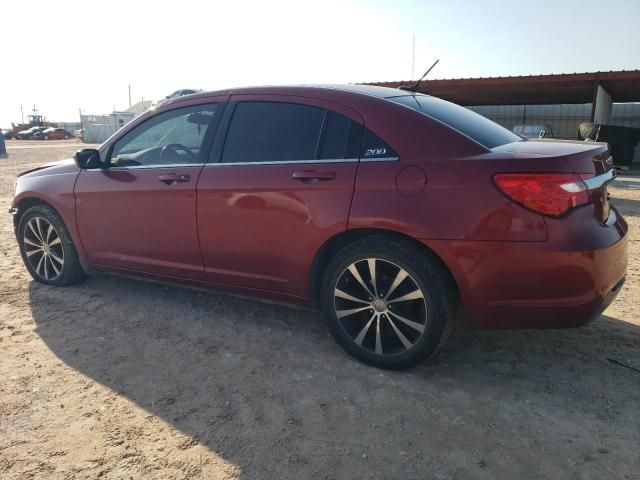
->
(493, 138, 612, 174)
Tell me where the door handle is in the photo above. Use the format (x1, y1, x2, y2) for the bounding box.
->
(292, 170, 336, 183)
(158, 173, 190, 185)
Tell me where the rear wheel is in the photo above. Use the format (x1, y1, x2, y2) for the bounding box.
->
(321, 236, 455, 369)
(18, 204, 87, 286)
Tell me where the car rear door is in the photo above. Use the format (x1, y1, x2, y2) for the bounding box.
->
(197, 95, 364, 298)
(75, 100, 225, 279)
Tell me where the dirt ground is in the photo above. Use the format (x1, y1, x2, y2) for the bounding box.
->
(1, 140, 639, 480)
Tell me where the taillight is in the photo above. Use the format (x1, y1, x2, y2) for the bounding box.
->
(493, 173, 591, 217)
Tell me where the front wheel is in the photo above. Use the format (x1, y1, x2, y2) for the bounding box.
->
(321, 236, 455, 369)
(18, 204, 87, 286)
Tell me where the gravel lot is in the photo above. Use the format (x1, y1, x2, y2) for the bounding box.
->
(1, 140, 639, 479)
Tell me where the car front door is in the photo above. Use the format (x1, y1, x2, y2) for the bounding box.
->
(197, 96, 364, 299)
(75, 101, 224, 279)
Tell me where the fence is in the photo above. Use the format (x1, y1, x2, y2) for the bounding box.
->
(468, 103, 640, 139)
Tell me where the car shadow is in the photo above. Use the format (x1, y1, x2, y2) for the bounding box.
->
(612, 197, 640, 218)
(29, 276, 640, 478)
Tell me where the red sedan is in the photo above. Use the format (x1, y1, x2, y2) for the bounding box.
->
(33, 128, 73, 140)
(10, 85, 627, 369)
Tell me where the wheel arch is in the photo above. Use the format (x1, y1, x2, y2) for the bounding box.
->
(308, 228, 462, 311)
(12, 196, 60, 236)
(14, 196, 89, 285)
(12, 195, 88, 264)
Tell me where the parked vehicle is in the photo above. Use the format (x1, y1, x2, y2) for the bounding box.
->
(578, 122, 640, 169)
(513, 123, 554, 139)
(10, 85, 627, 369)
(166, 89, 201, 99)
(33, 127, 72, 140)
(15, 126, 48, 140)
(151, 89, 203, 108)
(2, 128, 13, 139)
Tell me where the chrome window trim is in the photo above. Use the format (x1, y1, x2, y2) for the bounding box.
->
(89, 163, 204, 171)
(583, 169, 616, 190)
(207, 158, 358, 166)
(360, 156, 400, 162)
(205, 156, 399, 167)
(86, 156, 401, 170)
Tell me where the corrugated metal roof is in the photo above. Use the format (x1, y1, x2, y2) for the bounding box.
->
(364, 70, 640, 105)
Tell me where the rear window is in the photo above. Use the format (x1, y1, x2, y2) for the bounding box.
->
(389, 95, 521, 149)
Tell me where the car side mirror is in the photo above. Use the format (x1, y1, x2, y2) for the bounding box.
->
(73, 149, 104, 169)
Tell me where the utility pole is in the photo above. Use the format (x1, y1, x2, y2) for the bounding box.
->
(20, 104, 24, 124)
(411, 35, 416, 80)
(128, 84, 132, 108)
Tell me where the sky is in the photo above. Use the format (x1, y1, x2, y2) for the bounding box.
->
(1, 0, 639, 127)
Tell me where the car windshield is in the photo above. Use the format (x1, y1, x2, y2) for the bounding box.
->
(388, 95, 521, 149)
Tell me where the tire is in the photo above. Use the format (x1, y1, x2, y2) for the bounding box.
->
(17, 204, 87, 286)
(320, 235, 455, 369)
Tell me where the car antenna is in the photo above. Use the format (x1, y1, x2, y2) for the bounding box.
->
(398, 59, 439, 92)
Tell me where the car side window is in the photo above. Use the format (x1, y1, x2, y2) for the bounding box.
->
(318, 111, 363, 160)
(221, 102, 326, 163)
(110, 104, 218, 167)
(361, 128, 398, 159)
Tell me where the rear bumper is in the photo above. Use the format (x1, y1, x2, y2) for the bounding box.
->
(474, 269, 626, 329)
(423, 205, 628, 329)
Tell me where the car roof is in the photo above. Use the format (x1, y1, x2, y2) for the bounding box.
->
(165, 84, 419, 105)
(105, 83, 490, 160)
